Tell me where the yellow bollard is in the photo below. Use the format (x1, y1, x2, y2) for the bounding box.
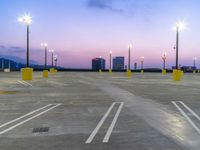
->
(99, 69, 102, 73)
(162, 69, 167, 75)
(43, 70, 48, 78)
(109, 69, 112, 75)
(50, 68, 55, 74)
(127, 70, 132, 77)
(22, 68, 33, 81)
(141, 70, 144, 74)
(198, 70, 200, 73)
(54, 69, 58, 73)
(193, 70, 196, 74)
(173, 69, 182, 81)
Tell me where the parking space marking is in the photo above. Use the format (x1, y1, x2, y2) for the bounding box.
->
(47, 81, 69, 86)
(103, 102, 124, 143)
(0, 104, 52, 129)
(0, 104, 61, 135)
(86, 102, 124, 144)
(85, 102, 116, 144)
(17, 80, 33, 87)
(172, 101, 200, 134)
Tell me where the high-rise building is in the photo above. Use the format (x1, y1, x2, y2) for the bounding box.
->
(113, 57, 124, 70)
(92, 58, 106, 70)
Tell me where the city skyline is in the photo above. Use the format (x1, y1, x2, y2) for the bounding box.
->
(1, 0, 200, 69)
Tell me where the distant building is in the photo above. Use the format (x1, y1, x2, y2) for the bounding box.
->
(181, 66, 196, 72)
(113, 57, 124, 70)
(92, 58, 106, 70)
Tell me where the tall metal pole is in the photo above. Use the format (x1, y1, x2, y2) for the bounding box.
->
(176, 26, 179, 70)
(128, 47, 130, 70)
(27, 24, 29, 68)
(109, 52, 112, 70)
(45, 47, 47, 69)
(163, 59, 166, 70)
(52, 52, 54, 68)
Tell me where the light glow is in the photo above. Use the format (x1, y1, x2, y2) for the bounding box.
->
(18, 14, 32, 25)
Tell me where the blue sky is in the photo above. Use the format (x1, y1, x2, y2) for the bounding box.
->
(0, 0, 200, 68)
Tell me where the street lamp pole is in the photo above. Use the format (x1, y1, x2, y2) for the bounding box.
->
(18, 14, 32, 68)
(109, 51, 112, 70)
(41, 43, 48, 69)
(49, 49, 54, 68)
(162, 52, 167, 70)
(128, 44, 132, 71)
(176, 26, 179, 70)
(141, 56, 144, 70)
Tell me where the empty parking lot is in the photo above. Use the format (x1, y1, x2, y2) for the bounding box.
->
(0, 72, 200, 150)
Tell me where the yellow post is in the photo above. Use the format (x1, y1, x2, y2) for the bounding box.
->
(50, 68, 55, 74)
(127, 70, 132, 77)
(22, 68, 33, 81)
(173, 69, 182, 81)
(141, 70, 144, 74)
(99, 69, 102, 73)
(193, 70, 196, 74)
(54, 69, 58, 73)
(43, 70, 48, 78)
(198, 70, 200, 73)
(162, 69, 167, 75)
(109, 69, 112, 75)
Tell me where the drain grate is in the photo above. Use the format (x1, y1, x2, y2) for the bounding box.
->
(32, 127, 49, 133)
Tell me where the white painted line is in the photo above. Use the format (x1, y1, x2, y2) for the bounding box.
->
(48, 81, 68, 86)
(172, 101, 200, 134)
(179, 101, 200, 121)
(21, 80, 33, 87)
(17, 80, 32, 87)
(103, 102, 124, 143)
(0, 104, 52, 129)
(85, 102, 116, 144)
(17, 80, 28, 86)
(0, 104, 61, 135)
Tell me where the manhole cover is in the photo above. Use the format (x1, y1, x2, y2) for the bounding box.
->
(32, 127, 49, 133)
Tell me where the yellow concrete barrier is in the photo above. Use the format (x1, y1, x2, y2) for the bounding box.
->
(162, 69, 167, 75)
(22, 68, 33, 81)
(43, 70, 48, 78)
(127, 70, 132, 77)
(173, 69, 182, 81)
(109, 69, 112, 75)
(50, 68, 55, 74)
(54, 69, 58, 73)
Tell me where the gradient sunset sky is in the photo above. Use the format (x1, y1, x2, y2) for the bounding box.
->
(0, 0, 200, 69)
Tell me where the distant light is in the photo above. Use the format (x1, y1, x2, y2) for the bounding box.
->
(99, 56, 102, 58)
(173, 21, 186, 31)
(41, 42, 48, 47)
(128, 44, 132, 49)
(110, 51, 112, 54)
(162, 52, 167, 59)
(49, 49, 54, 53)
(193, 57, 197, 60)
(141, 56, 144, 61)
(18, 14, 32, 25)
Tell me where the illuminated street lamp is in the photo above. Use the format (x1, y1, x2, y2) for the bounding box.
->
(174, 21, 185, 70)
(128, 44, 132, 71)
(18, 14, 32, 67)
(49, 49, 54, 67)
(162, 52, 167, 70)
(140, 56, 144, 70)
(109, 51, 112, 70)
(41, 42, 48, 69)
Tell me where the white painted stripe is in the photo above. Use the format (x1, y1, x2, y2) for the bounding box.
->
(17, 80, 28, 86)
(103, 102, 124, 143)
(179, 101, 200, 121)
(0, 104, 61, 135)
(48, 81, 68, 86)
(21, 80, 33, 87)
(172, 101, 200, 134)
(0, 104, 52, 129)
(85, 102, 116, 144)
